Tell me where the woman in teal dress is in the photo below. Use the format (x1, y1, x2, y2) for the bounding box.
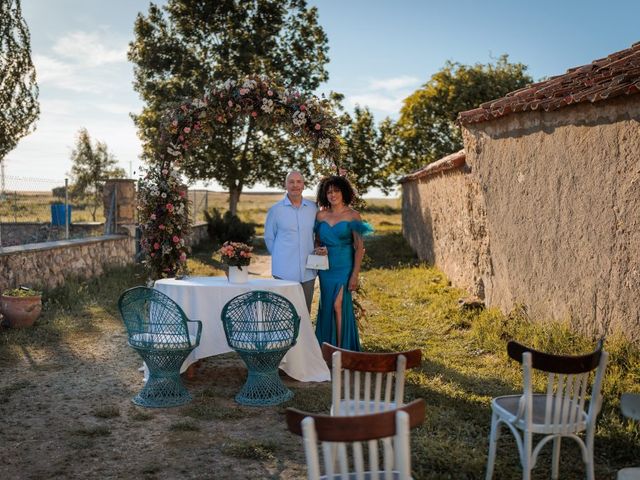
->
(313, 176, 373, 351)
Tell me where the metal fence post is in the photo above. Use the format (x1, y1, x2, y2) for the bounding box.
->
(204, 189, 209, 217)
(64, 178, 69, 239)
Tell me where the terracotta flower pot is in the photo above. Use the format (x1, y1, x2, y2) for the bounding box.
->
(1, 295, 42, 328)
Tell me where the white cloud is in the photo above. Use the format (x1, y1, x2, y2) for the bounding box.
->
(343, 75, 421, 117)
(52, 31, 127, 67)
(368, 75, 420, 92)
(347, 93, 405, 115)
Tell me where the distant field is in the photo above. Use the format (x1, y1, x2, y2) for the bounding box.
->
(192, 191, 402, 234)
(1, 190, 402, 233)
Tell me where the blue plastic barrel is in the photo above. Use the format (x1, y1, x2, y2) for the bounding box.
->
(51, 204, 72, 226)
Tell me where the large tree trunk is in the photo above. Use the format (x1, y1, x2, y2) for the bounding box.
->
(228, 186, 242, 216)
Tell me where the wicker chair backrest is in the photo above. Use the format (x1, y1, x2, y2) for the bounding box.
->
(222, 290, 300, 352)
(118, 286, 192, 349)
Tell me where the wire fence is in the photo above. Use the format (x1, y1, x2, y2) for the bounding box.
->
(0, 175, 106, 248)
(0, 173, 283, 248)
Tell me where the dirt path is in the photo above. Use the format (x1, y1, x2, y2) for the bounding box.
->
(0, 251, 331, 480)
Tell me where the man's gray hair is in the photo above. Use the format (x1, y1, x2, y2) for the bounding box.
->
(285, 170, 304, 183)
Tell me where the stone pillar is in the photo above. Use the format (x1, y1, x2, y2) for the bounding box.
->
(103, 179, 136, 233)
(102, 178, 137, 237)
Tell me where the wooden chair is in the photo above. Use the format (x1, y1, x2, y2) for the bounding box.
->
(322, 343, 422, 416)
(618, 393, 640, 480)
(286, 399, 426, 480)
(485, 340, 608, 480)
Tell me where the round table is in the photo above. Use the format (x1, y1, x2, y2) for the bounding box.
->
(154, 276, 330, 382)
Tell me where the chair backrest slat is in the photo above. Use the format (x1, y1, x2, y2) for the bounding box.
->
(364, 372, 372, 414)
(368, 439, 380, 478)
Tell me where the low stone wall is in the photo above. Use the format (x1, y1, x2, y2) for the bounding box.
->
(0, 222, 105, 247)
(187, 222, 209, 248)
(0, 235, 135, 293)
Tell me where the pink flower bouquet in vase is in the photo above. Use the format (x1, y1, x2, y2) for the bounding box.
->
(219, 241, 253, 284)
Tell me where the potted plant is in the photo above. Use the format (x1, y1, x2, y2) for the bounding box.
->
(219, 241, 253, 284)
(1, 287, 43, 328)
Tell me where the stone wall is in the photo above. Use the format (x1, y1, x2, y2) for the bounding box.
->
(401, 151, 490, 298)
(186, 222, 209, 248)
(0, 235, 135, 293)
(0, 222, 105, 247)
(460, 94, 640, 339)
(404, 94, 640, 339)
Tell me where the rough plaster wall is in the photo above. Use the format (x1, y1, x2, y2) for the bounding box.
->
(463, 95, 640, 339)
(402, 169, 490, 298)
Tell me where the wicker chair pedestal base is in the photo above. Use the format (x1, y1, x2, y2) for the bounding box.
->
(235, 349, 292, 406)
(235, 369, 293, 406)
(133, 374, 193, 408)
(133, 348, 194, 408)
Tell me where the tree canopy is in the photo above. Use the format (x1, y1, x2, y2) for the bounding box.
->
(0, 0, 39, 162)
(128, 0, 330, 214)
(69, 128, 126, 221)
(396, 55, 532, 171)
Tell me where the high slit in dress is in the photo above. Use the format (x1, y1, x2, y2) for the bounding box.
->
(314, 219, 373, 351)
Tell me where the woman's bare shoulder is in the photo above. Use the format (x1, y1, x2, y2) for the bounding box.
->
(348, 208, 362, 221)
(316, 210, 329, 220)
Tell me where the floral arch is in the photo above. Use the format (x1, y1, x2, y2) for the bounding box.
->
(138, 75, 342, 280)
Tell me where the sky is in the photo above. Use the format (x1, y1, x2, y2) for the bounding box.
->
(4, 0, 640, 195)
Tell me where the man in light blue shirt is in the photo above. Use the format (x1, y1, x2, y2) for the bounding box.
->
(264, 171, 318, 312)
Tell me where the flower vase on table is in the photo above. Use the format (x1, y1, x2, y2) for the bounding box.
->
(228, 266, 249, 284)
(219, 241, 253, 284)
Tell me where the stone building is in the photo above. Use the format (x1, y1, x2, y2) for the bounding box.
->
(401, 42, 640, 339)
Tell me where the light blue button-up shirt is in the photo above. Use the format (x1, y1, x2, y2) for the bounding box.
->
(264, 195, 318, 283)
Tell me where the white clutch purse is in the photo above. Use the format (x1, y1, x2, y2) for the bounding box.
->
(306, 254, 329, 270)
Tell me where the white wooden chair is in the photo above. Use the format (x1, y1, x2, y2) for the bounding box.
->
(322, 343, 422, 416)
(618, 393, 640, 480)
(485, 340, 608, 480)
(286, 399, 425, 480)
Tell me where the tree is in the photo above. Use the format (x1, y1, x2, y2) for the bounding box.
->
(128, 0, 330, 214)
(69, 129, 126, 221)
(0, 0, 39, 163)
(396, 55, 532, 171)
(341, 106, 399, 195)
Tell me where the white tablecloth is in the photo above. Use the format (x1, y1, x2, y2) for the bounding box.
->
(154, 276, 330, 382)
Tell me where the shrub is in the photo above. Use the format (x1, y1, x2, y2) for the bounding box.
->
(204, 208, 255, 245)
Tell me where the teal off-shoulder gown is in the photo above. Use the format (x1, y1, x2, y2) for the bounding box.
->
(314, 220, 374, 351)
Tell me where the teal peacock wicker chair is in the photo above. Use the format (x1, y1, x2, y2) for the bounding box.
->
(118, 286, 202, 408)
(222, 290, 301, 406)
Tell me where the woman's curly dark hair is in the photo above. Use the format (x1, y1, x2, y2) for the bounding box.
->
(316, 175, 356, 208)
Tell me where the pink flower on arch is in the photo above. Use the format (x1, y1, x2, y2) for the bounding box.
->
(166, 203, 174, 212)
(179, 252, 187, 262)
(172, 235, 180, 243)
(179, 190, 186, 198)
(299, 105, 306, 111)
(228, 100, 234, 107)
(150, 213, 156, 220)
(314, 123, 321, 130)
(183, 127, 191, 134)
(153, 242, 160, 250)
(251, 111, 258, 117)
(158, 224, 165, 230)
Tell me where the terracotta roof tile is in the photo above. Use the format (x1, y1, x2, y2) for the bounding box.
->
(458, 42, 640, 125)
